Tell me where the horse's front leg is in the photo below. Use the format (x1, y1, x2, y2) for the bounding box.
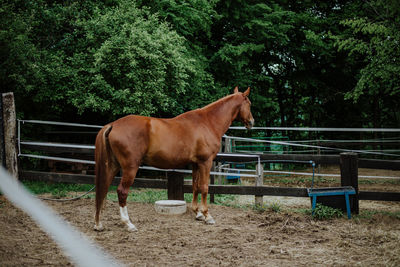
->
(198, 160, 215, 225)
(192, 164, 205, 221)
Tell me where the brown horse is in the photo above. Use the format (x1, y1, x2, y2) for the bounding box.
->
(94, 87, 254, 231)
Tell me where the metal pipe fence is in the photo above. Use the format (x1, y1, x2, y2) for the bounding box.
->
(17, 120, 400, 180)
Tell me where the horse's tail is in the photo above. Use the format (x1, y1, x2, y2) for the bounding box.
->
(94, 124, 115, 226)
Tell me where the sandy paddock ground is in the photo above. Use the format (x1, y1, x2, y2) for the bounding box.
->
(1, 192, 399, 266)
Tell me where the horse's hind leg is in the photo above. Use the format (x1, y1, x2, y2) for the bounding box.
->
(117, 166, 139, 232)
(94, 163, 119, 231)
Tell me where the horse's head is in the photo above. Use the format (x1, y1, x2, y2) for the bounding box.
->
(234, 86, 254, 129)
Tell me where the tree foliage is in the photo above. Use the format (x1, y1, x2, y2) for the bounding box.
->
(1, 0, 215, 120)
(1, 0, 399, 128)
(331, 0, 400, 128)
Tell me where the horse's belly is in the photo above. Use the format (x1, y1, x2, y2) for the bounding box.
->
(144, 117, 219, 168)
(144, 140, 218, 169)
(143, 148, 193, 169)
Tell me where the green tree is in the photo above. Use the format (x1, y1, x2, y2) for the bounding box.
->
(209, 1, 359, 134)
(136, 0, 220, 110)
(332, 0, 400, 128)
(69, 1, 195, 117)
(0, 0, 215, 122)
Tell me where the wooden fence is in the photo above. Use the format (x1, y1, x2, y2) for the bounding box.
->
(18, 152, 400, 205)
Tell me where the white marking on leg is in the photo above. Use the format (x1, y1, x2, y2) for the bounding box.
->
(119, 206, 138, 232)
(93, 222, 104, 231)
(205, 214, 215, 225)
(196, 211, 205, 221)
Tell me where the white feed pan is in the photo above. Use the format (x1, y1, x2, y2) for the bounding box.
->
(154, 200, 187, 215)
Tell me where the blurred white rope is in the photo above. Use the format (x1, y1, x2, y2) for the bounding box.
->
(0, 167, 121, 267)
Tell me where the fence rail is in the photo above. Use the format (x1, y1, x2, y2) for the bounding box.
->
(19, 170, 400, 202)
(19, 140, 400, 170)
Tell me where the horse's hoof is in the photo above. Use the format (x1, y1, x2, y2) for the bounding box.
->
(94, 223, 104, 231)
(196, 211, 205, 221)
(205, 216, 215, 225)
(127, 224, 138, 232)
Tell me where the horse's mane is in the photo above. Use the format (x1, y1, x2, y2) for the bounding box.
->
(174, 93, 239, 120)
(200, 94, 235, 110)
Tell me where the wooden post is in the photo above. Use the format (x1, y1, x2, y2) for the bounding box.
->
(167, 171, 184, 200)
(2, 92, 18, 179)
(210, 163, 215, 203)
(340, 152, 359, 214)
(231, 139, 236, 152)
(216, 162, 222, 185)
(224, 136, 231, 153)
(255, 160, 264, 206)
(223, 136, 231, 184)
(216, 145, 223, 184)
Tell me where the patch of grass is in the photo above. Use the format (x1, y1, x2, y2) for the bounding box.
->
(358, 180, 377, 185)
(214, 194, 237, 205)
(313, 177, 337, 184)
(184, 193, 237, 206)
(264, 176, 337, 186)
(270, 178, 292, 185)
(95, 191, 239, 206)
(22, 181, 239, 205)
(128, 189, 167, 203)
(292, 207, 312, 215)
(382, 210, 400, 219)
(355, 209, 400, 220)
(386, 179, 400, 185)
(50, 188, 68, 198)
(99, 189, 168, 203)
(269, 202, 282, 212)
(312, 203, 343, 220)
(22, 181, 93, 195)
(358, 178, 400, 185)
(97, 189, 238, 206)
(252, 204, 266, 213)
(355, 210, 377, 220)
(252, 201, 282, 213)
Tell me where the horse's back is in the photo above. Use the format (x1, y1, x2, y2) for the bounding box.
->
(106, 113, 219, 169)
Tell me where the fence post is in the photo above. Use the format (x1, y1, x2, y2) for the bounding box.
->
(223, 136, 231, 184)
(340, 152, 359, 214)
(224, 136, 231, 153)
(255, 159, 264, 206)
(216, 145, 223, 184)
(2, 92, 18, 180)
(167, 171, 184, 200)
(210, 163, 215, 203)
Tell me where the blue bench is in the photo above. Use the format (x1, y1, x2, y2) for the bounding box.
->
(307, 161, 356, 219)
(307, 186, 356, 219)
(226, 164, 245, 183)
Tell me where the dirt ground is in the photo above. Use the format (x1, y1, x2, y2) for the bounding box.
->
(1, 191, 400, 266)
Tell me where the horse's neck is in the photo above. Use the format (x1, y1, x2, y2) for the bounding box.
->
(203, 95, 241, 137)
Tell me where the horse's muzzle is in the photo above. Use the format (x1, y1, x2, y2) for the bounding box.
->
(245, 119, 254, 129)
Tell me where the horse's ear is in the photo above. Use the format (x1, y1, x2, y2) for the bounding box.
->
(243, 87, 250, 97)
(234, 86, 239, 93)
